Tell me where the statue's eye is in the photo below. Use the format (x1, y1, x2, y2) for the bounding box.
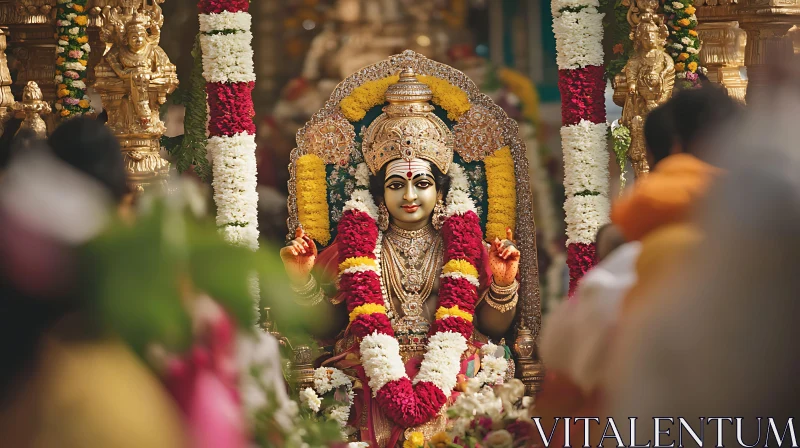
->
(386, 182, 404, 190)
(415, 180, 432, 189)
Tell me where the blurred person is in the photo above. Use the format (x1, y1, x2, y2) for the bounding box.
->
(0, 118, 185, 447)
(534, 87, 741, 445)
(605, 79, 800, 447)
(611, 85, 741, 316)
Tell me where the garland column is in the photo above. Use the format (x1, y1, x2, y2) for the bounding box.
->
(198, 0, 260, 320)
(552, 0, 611, 297)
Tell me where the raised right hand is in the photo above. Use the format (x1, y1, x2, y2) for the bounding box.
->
(279, 227, 317, 283)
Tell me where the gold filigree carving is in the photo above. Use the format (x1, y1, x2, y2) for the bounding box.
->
(453, 105, 505, 162)
(296, 111, 356, 166)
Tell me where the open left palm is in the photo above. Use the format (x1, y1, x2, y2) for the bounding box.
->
(488, 228, 521, 287)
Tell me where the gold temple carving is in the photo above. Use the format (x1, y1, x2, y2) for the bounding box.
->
(613, 0, 675, 177)
(93, 0, 177, 192)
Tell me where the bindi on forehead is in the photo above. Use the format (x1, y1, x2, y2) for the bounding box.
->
(385, 158, 432, 181)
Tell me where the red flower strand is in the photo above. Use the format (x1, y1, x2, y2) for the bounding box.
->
(567, 242, 597, 296)
(206, 82, 256, 137)
(558, 65, 606, 126)
(198, 0, 249, 14)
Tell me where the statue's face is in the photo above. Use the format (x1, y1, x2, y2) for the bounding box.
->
(644, 29, 660, 50)
(127, 28, 147, 52)
(382, 158, 438, 230)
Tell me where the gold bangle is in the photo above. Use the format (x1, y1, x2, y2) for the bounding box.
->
(490, 279, 519, 297)
(293, 287, 324, 307)
(485, 292, 518, 313)
(291, 276, 317, 295)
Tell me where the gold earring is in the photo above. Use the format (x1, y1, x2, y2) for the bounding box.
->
(378, 202, 389, 231)
(432, 197, 446, 230)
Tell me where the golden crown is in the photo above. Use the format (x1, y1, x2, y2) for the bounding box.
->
(362, 68, 454, 175)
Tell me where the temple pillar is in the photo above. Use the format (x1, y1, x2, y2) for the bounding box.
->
(736, 0, 800, 101)
(0, 0, 57, 132)
(0, 28, 14, 134)
(695, 1, 748, 102)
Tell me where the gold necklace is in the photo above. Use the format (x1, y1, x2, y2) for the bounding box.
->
(381, 223, 442, 336)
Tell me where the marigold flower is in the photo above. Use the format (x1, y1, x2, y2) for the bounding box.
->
(57, 89, 69, 98)
(403, 432, 425, 448)
(78, 99, 90, 108)
(613, 43, 625, 55)
(689, 30, 698, 36)
(58, 83, 67, 90)
(679, 53, 690, 61)
(675, 62, 686, 72)
(688, 61, 698, 72)
(56, 56, 65, 65)
(79, 59, 87, 66)
(77, 35, 88, 43)
(73, 4, 84, 12)
(429, 433, 452, 448)
(60, 109, 70, 117)
(685, 5, 696, 14)
(678, 18, 691, 26)
(74, 15, 88, 26)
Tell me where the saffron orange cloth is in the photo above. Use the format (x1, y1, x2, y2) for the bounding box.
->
(611, 153, 720, 242)
(612, 153, 720, 317)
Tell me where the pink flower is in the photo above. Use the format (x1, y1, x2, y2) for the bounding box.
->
(63, 97, 79, 105)
(186, 367, 249, 448)
(64, 70, 80, 79)
(68, 49, 83, 58)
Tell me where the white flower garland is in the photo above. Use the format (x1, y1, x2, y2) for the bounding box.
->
(564, 194, 611, 245)
(561, 120, 610, 197)
(199, 31, 256, 83)
(553, 0, 610, 254)
(202, 8, 260, 321)
(551, 7, 605, 70)
(300, 367, 356, 435)
(199, 11, 251, 33)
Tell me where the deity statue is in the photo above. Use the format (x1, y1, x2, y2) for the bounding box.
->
(282, 51, 542, 447)
(12, 81, 50, 138)
(93, 0, 178, 192)
(614, 13, 675, 177)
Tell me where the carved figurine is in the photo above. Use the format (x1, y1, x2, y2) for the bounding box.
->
(614, 13, 675, 177)
(13, 81, 51, 138)
(93, 0, 177, 192)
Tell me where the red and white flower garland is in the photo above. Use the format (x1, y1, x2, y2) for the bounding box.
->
(199, 0, 258, 252)
(337, 162, 482, 428)
(552, 0, 610, 296)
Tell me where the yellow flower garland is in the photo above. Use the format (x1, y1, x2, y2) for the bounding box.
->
(339, 256, 377, 272)
(497, 67, 540, 124)
(484, 146, 517, 242)
(418, 75, 470, 121)
(435, 305, 474, 322)
(339, 75, 399, 122)
(349, 303, 387, 322)
(296, 154, 331, 245)
(442, 259, 479, 278)
(339, 75, 470, 122)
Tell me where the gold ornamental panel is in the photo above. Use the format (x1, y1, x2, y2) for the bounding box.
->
(453, 104, 505, 162)
(297, 111, 356, 166)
